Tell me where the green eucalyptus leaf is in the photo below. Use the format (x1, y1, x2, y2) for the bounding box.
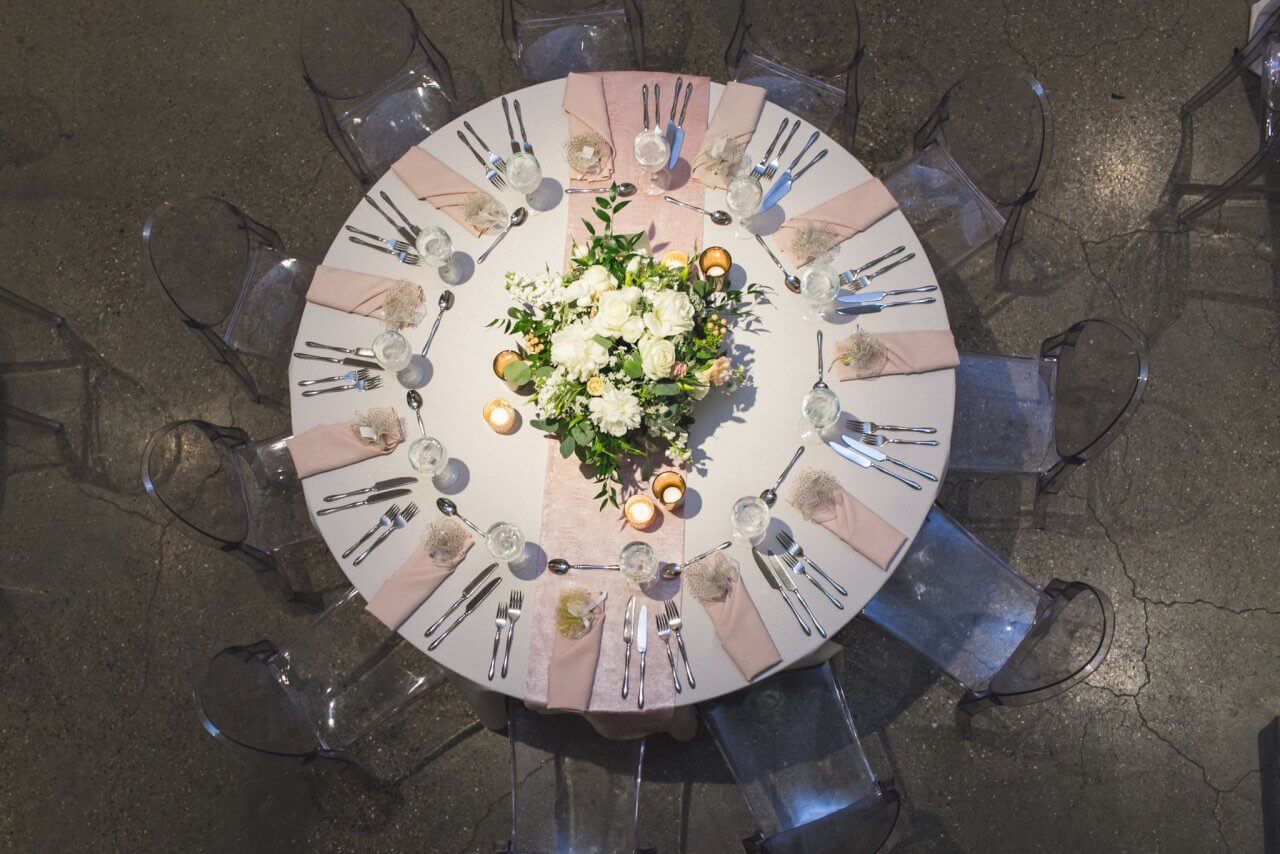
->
(503, 361, 532, 386)
(559, 434, 576, 457)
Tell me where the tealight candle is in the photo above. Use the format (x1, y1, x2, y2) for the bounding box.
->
(699, 247, 732, 291)
(651, 470, 686, 509)
(623, 494, 659, 530)
(483, 398, 518, 434)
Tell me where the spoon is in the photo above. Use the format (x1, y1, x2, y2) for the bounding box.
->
(547, 559, 621, 575)
(565, 182, 638, 197)
(760, 446, 805, 507)
(660, 541, 734, 579)
(406, 390, 426, 437)
(420, 291, 454, 357)
(814, 331, 828, 390)
(755, 234, 801, 294)
(436, 497, 485, 537)
(477, 207, 528, 264)
(663, 195, 732, 226)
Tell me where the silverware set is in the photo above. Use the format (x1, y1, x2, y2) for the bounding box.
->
(776, 530, 847, 607)
(364, 193, 418, 244)
(345, 224, 413, 253)
(297, 367, 372, 387)
(425, 563, 499, 637)
(837, 249, 915, 290)
(348, 234, 424, 265)
(316, 487, 413, 516)
(326, 476, 417, 503)
(501, 96, 534, 155)
(297, 341, 384, 394)
(294, 350, 383, 371)
(754, 118, 798, 180)
(488, 589, 524, 680)
(654, 612, 681, 693)
(301, 374, 382, 396)
(846, 417, 937, 435)
(352, 502, 418, 566)
(828, 425, 939, 489)
(751, 548, 823, 637)
(663, 601, 694, 688)
(459, 129, 507, 190)
(620, 597, 688, 706)
(428, 574, 503, 651)
(759, 128, 826, 212)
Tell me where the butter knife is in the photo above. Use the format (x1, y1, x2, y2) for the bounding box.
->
(841, 434, 938, 483)
(324, 476, 418, 502)
(758, 131, 819, 211)
(836, 284, 937, 305)
(424, 563, 499, 637)
(769, 551, 825, 638)
(293, 352, 382, 371)
(636, 605, 648, 710)
(428, 576, 502, 651)
(305, 341, 376, 359)
(667, 82, 694, 169)
(751, 548, 810, 635)
(835, 297, 937, 316)
(664, 76, 683, 147)
(622, 594, 636, 699)
(828, 440, 921, 490)
(315, 488, 412, 516)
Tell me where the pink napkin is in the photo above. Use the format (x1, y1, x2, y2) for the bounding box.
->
(285, 420, 402, 479)
(691, 81, 767, 190)
(390, 146, 496, 236)
(697, 561, 781, 681)
(778, 178, 900, 267)
(546, 594, 606, 713)
(365, 536, 475, 630)
(834, 330, 959, 380)
(795, 486, 907, 571)
(563, 72, 614, 181)
(305, 266, 397, 317)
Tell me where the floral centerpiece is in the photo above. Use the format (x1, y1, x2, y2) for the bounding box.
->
(490, 187, 765, 506)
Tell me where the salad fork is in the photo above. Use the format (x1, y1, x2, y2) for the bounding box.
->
(752, 117, 788, 178)
(301, 375, 383, 396)
(501, 589, 523, 678)
(489, 602, 509, 681)
(776, 549, 843, 609)
(764, 120, 800, 180)
(664, 601, 695, 688)
(347, 236, 422, 265)
(344, 225, 413, 253)
(845, 417, 936, 435)
(776, 530, 848, 597)
(458, 131, 508, 190)
(342, 503, 399, 559)
(851, 432, 939, 447)
(353, 502, 418, 566)
(297, 368, 369, 387)
(463, 120, 507, 172)
(655, 613, 682, 693)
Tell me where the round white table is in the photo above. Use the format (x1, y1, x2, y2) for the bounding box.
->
(290, 77, 954, 714)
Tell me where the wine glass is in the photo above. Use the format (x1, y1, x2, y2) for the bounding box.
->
(619, 541, 660, 593)
(415, 225, 454, 282)
(371, 330, 411, 372)
(726, 174, 763, 240)
(730, 496, 770, 546)
(408, 435, 457, 487)
(633, 129, 671, 196)
(506, 151, 544, 208)
(799, 262, 839, 322)
(485, 521, 525, 563)
(801, 386, 841, 433)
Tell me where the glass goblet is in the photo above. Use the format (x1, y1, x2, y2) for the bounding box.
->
(801, 386, 841, 433)
(506, 151, 544, 208)
(619, 541, 660, 593)
(372, 330, 412, 372)
(415, 225, 454, 281)
(486, 521, 526, 563)
(799, 262, 839, 322)
(407, 435, 457, 487)
(633, 129, 671, 196)
(726, 173, 763, 240)
(730, 495, 770, 546)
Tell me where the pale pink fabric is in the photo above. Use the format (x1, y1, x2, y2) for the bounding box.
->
(796, 486, 907, 571)
(305, 266, 397, 317)
(834, 330, 960, 381)
(563, 72, 615, 180)
(285, 421, 402, 479)
(365, 536, 475, 630)
(691, 81, 767, 190)
(390, 146, 496, 236)
(696, 559, 781, 681)
(546, 591, 606, 713)
(777, 178, 900, 267)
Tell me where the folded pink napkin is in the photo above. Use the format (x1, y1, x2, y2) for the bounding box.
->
(795, 487, 907, 571)
(547, 594, 606, 713)
(697, 561, 781, 681)
(563, 72, 614, 181)
(285, 419, 402, 479)
(692, 81, 767, 190)
(366, 536, 475, 630)
(390, 146, 497, 236)
(778, 178, 899, 267)
(306, 266, 397, 317)
(834, 330, 959, 381)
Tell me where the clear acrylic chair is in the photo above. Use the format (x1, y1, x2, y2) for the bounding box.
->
(141, 419, 317, 601)
(300, 0, 458, 185)
(1, 285, 65, 432)
(949, 317, 1150, 527)
(141, 196, 314, 403)
(501, 0, 644, 85)
(725, 0, 864, 143)
(1178, 9, 1280, 225)
(861, 505, 1115, 731)
(194, 586, 448, 764)
(700, 662, 903, 854)
(500, 700, 646, 853)
(883, 67, 1051, 289)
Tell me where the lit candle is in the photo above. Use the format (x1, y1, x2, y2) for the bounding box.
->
(651, 470, 686, 509)
(624, 494, 659, 530)
(483, 398, 518, 434)
(705, 265, 725, 276)
(699, 247, 732, 292)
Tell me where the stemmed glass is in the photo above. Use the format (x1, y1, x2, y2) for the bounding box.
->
(726, 173, 763, 239)
(619, 541, 661, 593)
(730, 496, 771, 546)
(799, 262, 839, 322)
(371, 329, 411, 372)
(633, 130, 671, 196)
(415, 225, 455, 282)
(506, 151, 547, 210)
(485, 521, 525, 563)
(408, 435, 458, 488)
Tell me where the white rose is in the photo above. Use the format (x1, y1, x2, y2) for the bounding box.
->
(592, 286, 642, 337)
(588, 386, 642, 437)
(637, 334, 676, 380)
(549, 321, 610, 381)
(688, 366, 711, 400)
(643, 290, 695, 338)
(559, 278, 589, 305)
(579, 265, 618, 301)
(619, 315, 645, 343)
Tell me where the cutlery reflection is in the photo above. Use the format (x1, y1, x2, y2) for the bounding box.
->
(828, 440, 921, 490)
(353, 502, 419, 566)
(315, 488, 412, 516)
(768, 550, 825, 638)
(424, 563, 500, 637)
(751, 548, 810, 635)
(664, 76, 683, 147)
(342, 503, 399, 559)
(325, 476, 418, 503)
(835, 296, 937, 316)
(428, 576, 503, 651)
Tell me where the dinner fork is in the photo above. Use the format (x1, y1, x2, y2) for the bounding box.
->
(776, 549, 843, 610)
(297, 368, 370, 387)
(851, 432, 939, 447)
(301, 375, 383, 396)
(458, 131, 508, 190)
(501, 589, 523, 679)
(845, 417, 937, 435)
(342, 503, 400, 559)
(752, 118, 788, 178)
(344, 225, 414, 253)
(663, 601, 695, 689)
(463, 120, 507, 172)
(347, 235, 422, 265)
(489, 602, 509, 681)
(776, 530, 848, 597)
(838, 252, 916, 291)
(655, 614, 682, 693)
(764, 121, 800, 180)
(353, 502, 418, 566)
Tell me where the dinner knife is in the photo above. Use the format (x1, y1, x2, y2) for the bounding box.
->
(751, 548, 810, 635)
(768, 551, 825, 638)
(315, 488, 413, 516)
(667, 82, 694, 169)
(835, 297, 937, 316)
(324, 476, 418, 502)
(293, 352, 383, 371)
(836, 285, 938, 305)
(501, 96, 520, 154)
(758, 131, 819, 211)
(664, 76, 683, 147)
(636, 605, 648, 710)
(424, 563, 500, 637)
(840, 434, 938, 482)
(828, 440, 922, 490)
(305, 340, 376, 359)
(622, 594, 636, 699)
(428, 575, 502, 651)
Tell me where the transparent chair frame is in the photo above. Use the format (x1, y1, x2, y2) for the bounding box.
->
(301, 0, 458, 186)
(1, 285, 65, 432)
(1178, 8, 1280, 225)
(500, 0, 645, 85)
(724, 0, 864, 143)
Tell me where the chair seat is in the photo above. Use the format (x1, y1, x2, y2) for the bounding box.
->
(232, 436, 316, 554)
(518, 12, 634, 82)
(949, 351, 1059, 476)
(223, 247, 311, 364)
(338, 63, 454, 179)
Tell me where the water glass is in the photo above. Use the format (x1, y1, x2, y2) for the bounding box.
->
(506, 151, 543, 207)
(415, 226, 454, 281)
(801, 387, 841, 432)
(486, 521, 525, 563)
(372, 330, 411, 372)
(725, 174, 763, 240)
(407, 435, 456, 485)
(799, 262, 839, 322)
(619, 541, 660, 592)
(730, 496, 770, 545)
(633, 129, 671, 196)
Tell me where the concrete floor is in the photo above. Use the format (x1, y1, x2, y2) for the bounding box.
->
(1, 0, 1277, 850)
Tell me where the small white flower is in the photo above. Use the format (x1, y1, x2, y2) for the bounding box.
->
(625, 254, 643, 275)
(643, 290, 695, 338)
(588, 386, 642, 437)
(550, 320, 610, 380)
(637, 334, 677, 380)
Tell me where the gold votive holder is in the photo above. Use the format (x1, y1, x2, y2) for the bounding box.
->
(651, 470, 686, 510)
(493, 350, 527, 390)
(699, 246, 732, 291)
(483, 398, 518, 434)
(623, 494, 660, 531)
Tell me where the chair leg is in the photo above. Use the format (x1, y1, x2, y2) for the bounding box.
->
(956, 689, 999, 738)
(1181, 56, 1246, 117)
(1, 404, 64, 432)
(1178, 147, 1271, 225)
(0, 286, 64, 326)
